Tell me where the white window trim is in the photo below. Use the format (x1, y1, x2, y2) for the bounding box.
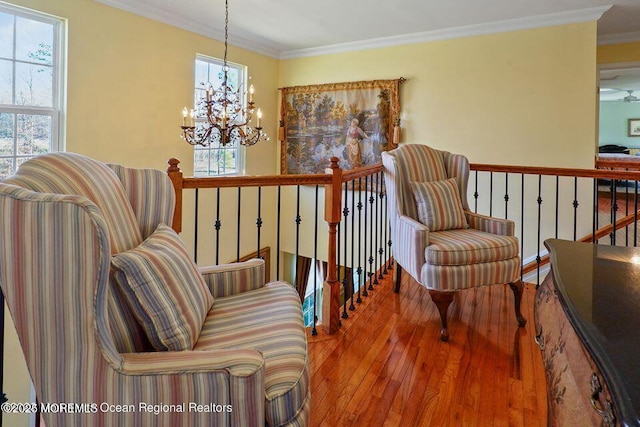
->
(193, 54, 246, 177)
(0, 2, 66, 156)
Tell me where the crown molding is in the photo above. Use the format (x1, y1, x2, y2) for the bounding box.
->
(598, 31, 640, 45)
(280, 5, 611, 59)
(94, 0, 280, 58)
(95, 1, 611, 60)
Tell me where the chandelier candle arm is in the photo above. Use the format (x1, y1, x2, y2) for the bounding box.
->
(178, 0, 268, 147)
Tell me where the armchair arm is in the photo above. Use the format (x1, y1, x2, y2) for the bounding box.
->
(118, 349, 265, 426)
(199, 258, 265, 298)
(465, 211, 515, 236)
(396, 215, 429, 281)
(120, 348, 263, 377)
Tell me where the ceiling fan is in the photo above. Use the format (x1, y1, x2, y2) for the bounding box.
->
(622, 90, 640, 102)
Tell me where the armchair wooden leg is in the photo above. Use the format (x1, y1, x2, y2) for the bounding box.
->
(394, 264, 402, 293)
(429, 290, 454, 342)
(508, 280, 527, 327)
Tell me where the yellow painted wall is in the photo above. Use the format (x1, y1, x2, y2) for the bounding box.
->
(5, 0, 279, 174)
(280, 22, 599, 169)
(597, 41, 640, 64)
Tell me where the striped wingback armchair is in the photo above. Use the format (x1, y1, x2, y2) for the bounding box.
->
(0, 152, 309, 426)
(382, 144, 526, 341)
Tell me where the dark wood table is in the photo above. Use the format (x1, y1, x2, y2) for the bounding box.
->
(535, 239, 640, 427)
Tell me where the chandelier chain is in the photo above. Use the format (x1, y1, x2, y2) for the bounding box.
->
(223, 0, 228, 66)
(179, 0, 268, 147)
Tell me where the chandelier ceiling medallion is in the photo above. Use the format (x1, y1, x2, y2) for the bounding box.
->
(180, 0, 268, 147)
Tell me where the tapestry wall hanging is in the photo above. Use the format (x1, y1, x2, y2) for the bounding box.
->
(279, 78, 404, 174)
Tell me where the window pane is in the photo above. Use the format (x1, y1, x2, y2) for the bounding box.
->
(0, 158, 14, 179)
(0, 12, 13, 59)
(15, 16, 53, 65)
(195, 60, 208, 89)
(0, 113, 15, 155)
(193, 56, 244, 176)
(0, 58, 12, 104)
(17, 114, 50, 155)
(194, 149, 210, 175)
(15, 62, 52, 106)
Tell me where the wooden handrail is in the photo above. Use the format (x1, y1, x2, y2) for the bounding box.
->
(181, 174, 333, 189)
(596, 158, 640, 171)
(471, 163, 640, 181)
(342, 162, 383, 181)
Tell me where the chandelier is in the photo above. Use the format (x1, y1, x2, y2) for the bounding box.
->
(180, 0, 268, 147)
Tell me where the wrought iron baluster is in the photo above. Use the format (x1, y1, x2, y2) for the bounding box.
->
(633, 181, 638, 247)
(342, 182, 350, 302)
(592, 179, 597, 244)
(378, 172, 384, 280)
(536, 175, 542, 287)
(573, 177, 579, 241)
(555, 176, 559, 239)
(504, 173, 509, 219)
(294, 185, 301, 292)
(368, 177, 375, 290)
(357, 177, 363, 303)
(626, 171, 630, 246)
(383, 176, 389, 275)
(489, 171, 494, 217)
(373, 173, 380, 285)
(520, 173, 525, 282)
(276, 186, 281, 280)
(236, 187, 241, 262)
(472, 170, 478, 213)
(194, 188, 199, 264)
(362, 175, 369, 297)
(350, 180, 356, 311)
(611, 180, 617, 245)
(312, 184, 319, 336)
(256, 187, 262, 256)
(215, 188, 221, 265)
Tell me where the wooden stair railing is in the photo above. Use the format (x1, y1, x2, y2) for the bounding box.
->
(167, 157, 384, 335)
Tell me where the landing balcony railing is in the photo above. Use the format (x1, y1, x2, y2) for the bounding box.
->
(469, 163, 640, 286)
(167, 156, 390, 335)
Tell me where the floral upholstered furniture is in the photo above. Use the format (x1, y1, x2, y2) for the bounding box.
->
(382, 144, 526, 341)
(0, 152, 309, 426)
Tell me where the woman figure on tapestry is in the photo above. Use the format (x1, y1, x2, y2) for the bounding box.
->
(345, 118, 368, 168)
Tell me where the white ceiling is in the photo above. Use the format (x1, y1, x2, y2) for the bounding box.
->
(600, 67, 640, 102)
(97, 0, 640, 59)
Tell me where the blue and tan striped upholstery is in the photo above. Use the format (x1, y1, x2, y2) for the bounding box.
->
(196, 281, 310, 427)
(382, 144, 520, 291)
(111, 224, 214, 351)
(410, 178, 469, 231)
(0, 152, 310, 426)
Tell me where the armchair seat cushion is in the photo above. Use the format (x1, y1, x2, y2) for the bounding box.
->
(427, 228, 519, 266)
(195, 281, 309, 427)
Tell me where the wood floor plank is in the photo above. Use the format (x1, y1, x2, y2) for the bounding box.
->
(308, 267, 547, 426)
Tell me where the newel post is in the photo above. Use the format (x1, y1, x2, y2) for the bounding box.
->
(323, 157, 343, 334)
(167, 158, 184, 233)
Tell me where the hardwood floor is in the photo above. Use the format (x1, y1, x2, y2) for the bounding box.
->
(307, 267, 547, 426)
